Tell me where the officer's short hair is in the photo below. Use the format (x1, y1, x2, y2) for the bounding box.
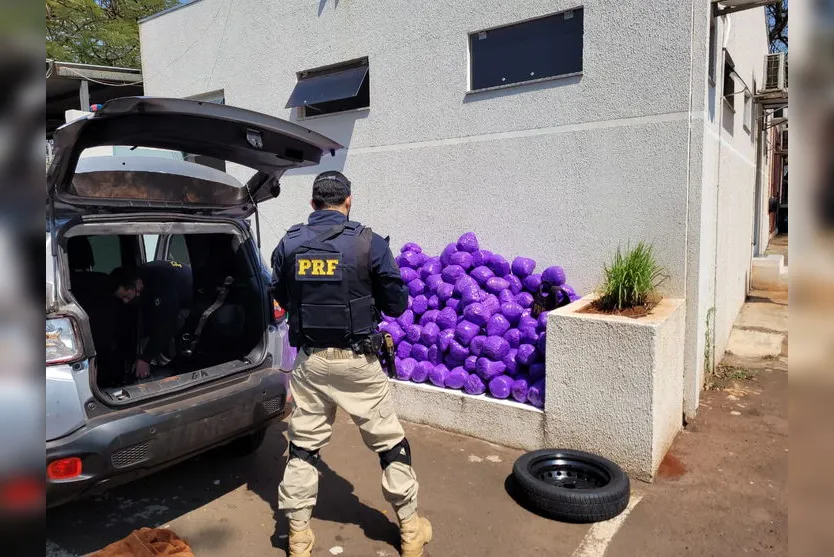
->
(312, 171, 351, 210)
(109, 266, 140, 292)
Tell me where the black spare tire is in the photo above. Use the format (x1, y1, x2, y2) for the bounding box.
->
(512, 449, 630, 523)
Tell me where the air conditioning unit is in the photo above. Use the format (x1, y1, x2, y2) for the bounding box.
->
(762, 52, 787, 92)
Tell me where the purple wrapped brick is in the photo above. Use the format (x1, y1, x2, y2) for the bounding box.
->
(401, 267, 419, 284)
(421, 322, 440, 345)
(482, 335, 511, 360)
(429, 364, 450, 387)
(397, 310, 415, 328)
(519, 315, 538, 333)
(511, 378, 530, 403)
(399, 358, 418, 381)
(442, 265, 465, 284)
(536, 332, 547, 356)
(412, 295, 429, 315)
(437, 328, 455, 352)
(449, 339, 470, 361)
(529, 362, 546, 382)
(446, 298, 461, 312)
(470, 266, 495, 285)
(445, 366, 468, 389)
(500, 302, 524, 324)
(515, 292, 534, 308)
(387, 322, 406, 345)
(397, 341, 413, 359)
(401, 243, 422, 254)
(482, 294, 501, 315)
(542, 266, 567, 286)
(502, 348, 519, 375)
(436, 283, 454, 303)
(411, 361, 433, 383)
(503, 328, 521, 348)
(520, 327, 539, 345)
(485, 277, 510, 294)
(426, 274, 445, 293)
(454, 275, 478, 295)
(440, 243, 458, 266)
(486, 313, 511, 337)
(505, 274, 523, 295)
(444, 353, 466, 369)
(511, 257, 537, 278)
(471, 249, 493, 267)
(463, 303, 490, 327)
(498, 289, 516, 304)
(487, 254, 511, 276)
(460, 287, 482, 307)
(464, 373, 487, 395)
(469, 335, 487, 357)
(476, 357, 507, 380)
(456, 232, 480, 253)
(455, 320, 480, 346)
(419, 309, 440, 326)
(522, 274, 542, 293)
(411, 343, 429, 362)
(450, 251, 474, 270)
(528, 380, 545, 408)
(436, 308, 457, 331)
(405, 324, 422, 344)
(427, 295, 440, 310)
(488, 375, 514, 399)
(420, 257, 442, 280)
(464, 355, 478, 372)
(517, 344, 538, 366)
(537, 311, 549, 331)
(408, 279, 426, 297)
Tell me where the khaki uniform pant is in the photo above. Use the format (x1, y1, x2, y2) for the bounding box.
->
(277, 348, 419, 523)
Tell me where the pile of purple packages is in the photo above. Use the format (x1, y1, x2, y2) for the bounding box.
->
(378, 232, 580, 409)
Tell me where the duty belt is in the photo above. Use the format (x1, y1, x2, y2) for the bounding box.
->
(302, 333, 384, 357)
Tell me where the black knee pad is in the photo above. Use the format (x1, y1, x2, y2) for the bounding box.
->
(379, 437, 411, 470)
(289, 443, 320, 466)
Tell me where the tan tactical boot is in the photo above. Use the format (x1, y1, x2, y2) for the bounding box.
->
(288, 520, 315, 557)
(399, 513, 432, 557)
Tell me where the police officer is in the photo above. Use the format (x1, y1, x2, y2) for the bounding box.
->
(271, 171, 432, 557)
(110, 260, 193, 380)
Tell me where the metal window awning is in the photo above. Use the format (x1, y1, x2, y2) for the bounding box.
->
(711, 0, 780, 16)
(285, 65, 368, 109)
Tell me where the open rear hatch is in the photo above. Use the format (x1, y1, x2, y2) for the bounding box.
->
(47, 96, 342, 217)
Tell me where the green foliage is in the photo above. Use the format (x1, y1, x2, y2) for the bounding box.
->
(46, 0, 179, 68)
(596, 242, 667, 311)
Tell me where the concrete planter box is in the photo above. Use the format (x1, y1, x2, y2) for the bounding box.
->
(545, 296, 686, 482)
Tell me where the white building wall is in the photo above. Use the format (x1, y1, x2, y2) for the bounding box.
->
(140, 0, 768, 418)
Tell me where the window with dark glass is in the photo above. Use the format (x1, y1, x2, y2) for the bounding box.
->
(723, 53, 736, 109)
(469, 8, 584, 92)
(286, 59, 370, 117)
(708, 17, 716, 84)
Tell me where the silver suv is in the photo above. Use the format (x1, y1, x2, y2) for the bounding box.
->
(45, 97, 340, 507)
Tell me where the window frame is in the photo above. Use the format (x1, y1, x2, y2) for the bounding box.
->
(742, 89, 752, 133)
(723, 51, 737, 112)
(292, 57, 371, 120)
(466, 7, 585, 94)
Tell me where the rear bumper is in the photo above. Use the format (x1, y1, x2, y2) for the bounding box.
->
(46, 366, 290, 508)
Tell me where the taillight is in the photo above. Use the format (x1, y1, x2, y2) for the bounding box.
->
(0, 477, 43, 510)
(46, 317, 83, 365)
(273, 301, 286, 322)
(47, 458, 82, 480)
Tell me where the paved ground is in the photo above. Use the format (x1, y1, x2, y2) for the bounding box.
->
(765, 234, 788, 265)
(46, 294, 788, 557)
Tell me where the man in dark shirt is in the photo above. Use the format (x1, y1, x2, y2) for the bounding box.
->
(110, 261, 193, 380)
(271, 171, 431, 557)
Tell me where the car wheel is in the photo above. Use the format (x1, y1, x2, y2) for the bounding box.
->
(511, 449, 630, 523)
(223, 427, 267, 457)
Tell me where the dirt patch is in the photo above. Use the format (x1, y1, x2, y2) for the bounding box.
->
(657, 453, 687, 479)
(579, 300, 658, 319)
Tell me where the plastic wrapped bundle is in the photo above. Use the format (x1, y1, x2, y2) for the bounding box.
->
(412, 295, 429, 315)
(398, 358, 417, 381)
(501, 302, 524, 325)
(471, 266, 494, 285)
(482, 294, 501, 316)
(517, 343, 538, 366)
(459, 285, 482, 307)
(396, 341, 413, 359)
(522, 274, 542, 293)
(429, 364, 450, 387)
(488, 375, 514, 399)
(411, 344, 429, 362)
(444, 353, 466, 369)
(464, 373, 487, 395)
(542, 266, 567, 286)
(397, 310, 415, 328)
(420, 257, 442, 280)
(528, 380, 545, 408)
(405, 324, 422, 344)
(421, 322, 440, 345)
(511, 378, 530, 403)
(520, 327, 539, 345)
(463, 303, 490, 327)
(456, 232, 480, 253)
(486, 314, 511, 337)
(536, 332, 547, 356)
(498, 289, 516, 304)
(455, 320, 480, 346)
(425, 274, 445, 293)
(401, 267, 419, 284)
(529, 362, 546, 382)
(401, 243, 422, 254)
(536, 311, 549, 331)
(429, 344, 443, 365)
(436, 283, 454, 303)
(427, 295, 440, 310)
(482, 336, 511, 360)
(450, 251, 474, 270)
(469, 335, 487, 356)
(436, 308, 457, 331)
(511, 257, 536, 278)
(476, 357, 506, 380)
(519, 315, 538, 333)
(445, 366, 468, 389)
(442, 265, 465, 284)
(515, 292, 534, 308)
(396, 251, 422, 269)
(485, 277, 510, 294)
(446, 298, 461, 312)
(411, 361, 433, 383)
(471, 249, 493, 267)
(505, 274, 523, 295)
(502, 348, 519, 375)
(387, 322, 406, 345)
(437, 328, 455, 352)
(408, 279, 426, 297)
(464, 355, 478, 372)
(419, 309, 440, 326)
(503, 328, 521, 348)
(449, 339, 470, 361)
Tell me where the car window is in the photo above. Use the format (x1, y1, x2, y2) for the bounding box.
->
(143, 235, 160, 261)
(167, 235, 191, 265)
(87, 235, 121, 274)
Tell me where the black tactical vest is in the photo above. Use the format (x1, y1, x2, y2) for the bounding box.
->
(280, 221, 376, 348)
